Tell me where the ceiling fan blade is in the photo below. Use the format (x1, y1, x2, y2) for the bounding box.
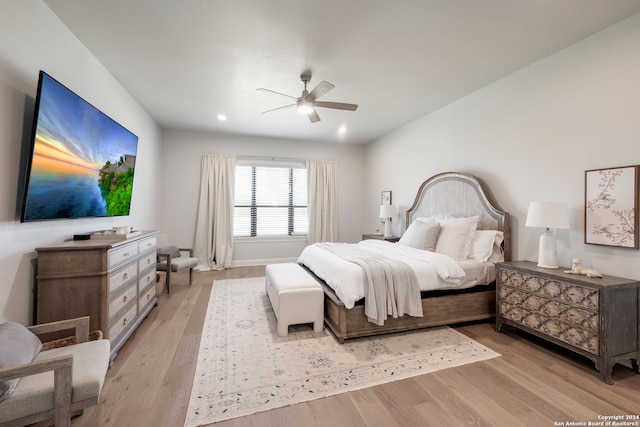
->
(256, 88, 297, 100)
(314, 101, 358, 111)
(262, 103, 296, 114)
(308, 81, 335, 100)
(308, 109, 321, 123)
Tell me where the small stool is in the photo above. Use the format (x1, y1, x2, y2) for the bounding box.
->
(265, 263, 324, 336)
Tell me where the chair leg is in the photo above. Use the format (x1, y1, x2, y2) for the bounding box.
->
(166, 269, 172, 294)
(189, 268, 193, 285)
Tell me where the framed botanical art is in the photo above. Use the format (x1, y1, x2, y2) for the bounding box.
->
(584, 165, 639, 248)
(381, 190, 392, 205)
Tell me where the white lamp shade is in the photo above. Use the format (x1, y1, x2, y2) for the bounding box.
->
(525, 202, 569, 229)
(379, 204, 395, 219)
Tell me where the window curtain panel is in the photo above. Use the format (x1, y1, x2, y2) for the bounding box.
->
(193, 154, 235, 270)
(307, 160, 338, 244)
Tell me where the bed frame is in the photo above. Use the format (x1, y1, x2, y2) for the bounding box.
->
(313, 171, 510, 343)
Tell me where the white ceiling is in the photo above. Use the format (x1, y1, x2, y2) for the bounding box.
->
(44, 0, 640, 144)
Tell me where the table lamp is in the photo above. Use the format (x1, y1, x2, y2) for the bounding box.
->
(525, 201, 569, 269)
(379, 205, 395, 238)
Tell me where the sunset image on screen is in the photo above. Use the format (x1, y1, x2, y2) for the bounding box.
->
(22, 72, 138, 221)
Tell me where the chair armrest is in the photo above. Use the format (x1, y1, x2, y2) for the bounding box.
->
(28, 316, 90, 344)
(0, 355, 73, 427)
(178, 248, 194, 257)
(157, 253, 172, 264)
(0, 354, 72, 384)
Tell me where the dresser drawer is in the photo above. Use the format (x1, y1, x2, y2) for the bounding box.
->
(138, 252, 156, 272)
(138, 236, 157, 254)
(139, 284, 156, 313)
(498, 286, 598, 331)
(108, 244, 139, 269)
(108, 263, 138, 295)
(138, 268, 156, 292)
(108, 302, 137, 342)
(109, 283, 137, 321)
(499, 300, 599, 354)
(499, 269, 598, 310)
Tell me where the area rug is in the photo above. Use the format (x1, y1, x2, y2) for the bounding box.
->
(184, 277, 500, 426)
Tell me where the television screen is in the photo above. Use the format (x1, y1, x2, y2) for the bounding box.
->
(20, 71, 138, 222)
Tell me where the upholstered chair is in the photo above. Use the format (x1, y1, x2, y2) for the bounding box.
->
(156, 233, 198, 293)
(0, 316, 110, 427)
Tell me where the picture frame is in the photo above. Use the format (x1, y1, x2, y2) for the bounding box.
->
(584, 165, 639, 248)
(381, 190, 392, 206)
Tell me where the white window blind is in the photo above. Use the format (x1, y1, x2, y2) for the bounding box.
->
(234, 160, 308, 237)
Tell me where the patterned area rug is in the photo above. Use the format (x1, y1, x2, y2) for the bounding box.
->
(184, 277, 500, 426)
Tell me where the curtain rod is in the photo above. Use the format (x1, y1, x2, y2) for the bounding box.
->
(237, 155, 305, 162)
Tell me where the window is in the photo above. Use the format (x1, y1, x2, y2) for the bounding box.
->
(234, 160, 308, 237)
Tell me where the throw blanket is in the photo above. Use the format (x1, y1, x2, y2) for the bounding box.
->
(316, 243, 423, 325)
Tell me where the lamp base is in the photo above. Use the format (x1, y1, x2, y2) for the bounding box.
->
(384, 220, 392, 238)
(537, 229, 559, 269)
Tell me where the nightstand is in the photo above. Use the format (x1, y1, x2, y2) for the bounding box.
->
(362, 234, 400, 242)
(495, 260, 640, 384)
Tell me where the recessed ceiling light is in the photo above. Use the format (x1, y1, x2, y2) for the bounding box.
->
(338, 126, 347, 134)
(217, 114, 227, 121)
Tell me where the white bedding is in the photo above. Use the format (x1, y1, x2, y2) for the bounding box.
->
(298, 239, 495, 309)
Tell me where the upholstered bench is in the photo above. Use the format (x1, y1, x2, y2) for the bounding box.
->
(265, 263, 324, 336)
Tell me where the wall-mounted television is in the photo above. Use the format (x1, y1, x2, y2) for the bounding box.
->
(20, 71, 139, 222)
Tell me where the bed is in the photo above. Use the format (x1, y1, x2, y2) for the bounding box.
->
(299, 171, 511, 343)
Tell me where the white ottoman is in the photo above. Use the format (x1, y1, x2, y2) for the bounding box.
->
(265, 263, 324, 336)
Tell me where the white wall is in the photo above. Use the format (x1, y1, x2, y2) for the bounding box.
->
(160, 129, 365, 264)
(0, 1, 162, 324)
(365, 14, 640, 279)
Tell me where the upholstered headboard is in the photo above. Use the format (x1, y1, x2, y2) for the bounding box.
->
(406, 172, 511, 261)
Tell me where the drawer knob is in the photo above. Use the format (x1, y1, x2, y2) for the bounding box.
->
(123, 252, 130, 257)
(123, 295, 128, 303)
(123, 273, 128, 280)
(123, 318, 128, 326)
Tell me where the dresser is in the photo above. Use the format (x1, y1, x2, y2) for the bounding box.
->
(35, 230, 158, 360)
(495, 261, 640, 383)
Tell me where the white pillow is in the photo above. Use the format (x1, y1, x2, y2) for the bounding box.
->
(434, 216, 479, 260)
(468, 229, 497, 262)
(488, 230, 505, 263)
(398, 221, 441, 251)
(0, 322, 43, 401)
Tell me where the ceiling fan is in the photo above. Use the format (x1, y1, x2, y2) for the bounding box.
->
(257, 73, 358, 123)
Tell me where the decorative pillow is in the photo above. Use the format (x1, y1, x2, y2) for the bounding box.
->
(488, 231, 505, 263)
(468, 230, 497, 262)
(398, 221, 441, 251)
(157, 245, 181, 258)
(0, 322, 43, 401)
(434, 216, 479, 260)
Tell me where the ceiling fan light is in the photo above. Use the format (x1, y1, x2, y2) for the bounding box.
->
(297, 100, 314, 115)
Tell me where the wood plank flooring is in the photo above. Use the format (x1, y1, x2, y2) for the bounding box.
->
(72, 267, 640, 427)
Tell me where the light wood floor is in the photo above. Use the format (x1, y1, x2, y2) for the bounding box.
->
(72, 267, 640, 427)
